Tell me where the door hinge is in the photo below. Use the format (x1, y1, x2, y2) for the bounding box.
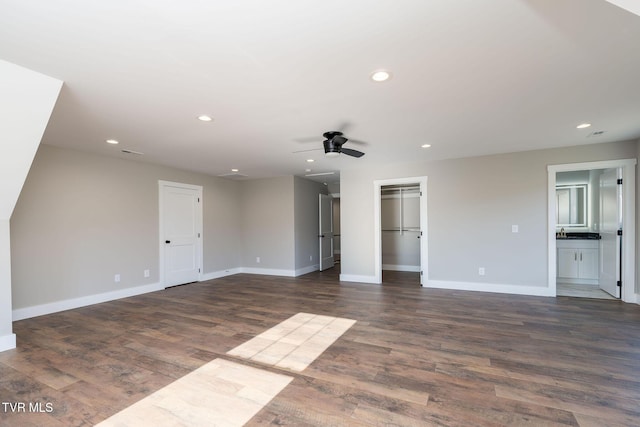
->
(618, 229, 623, 236)
(199, 268, 201, 273)
(198, 232, 201, 238)
(420, 271, 423, 276)
(420, 191, 423, 196)
(617, 178, 623, 185)
(617, 280, 622, 287)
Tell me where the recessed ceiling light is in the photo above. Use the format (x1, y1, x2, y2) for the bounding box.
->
(576, 123, 591, 129)
(231, 168, 239, 172)
(306, 159, 315, 163)
(421, 144, 432, 148)
(371, 70, 391, 82)
(305, 169, 312, 172)
(197, 115, 213, 122)
(106, 139, 119, 145)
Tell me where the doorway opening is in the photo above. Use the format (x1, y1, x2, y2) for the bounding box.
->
(374, 176, 428, 286)
(548, 160, 636, 302)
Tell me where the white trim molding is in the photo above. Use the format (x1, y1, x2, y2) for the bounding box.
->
(200, 268, 242, 281)
(0, 333, 16, 352)
(426, 280, 555, 297)
(205, 267, 319, 279)
(339, 274, 378, 284)
(12, 282, 164, 321)
(240, 267, 296, 277)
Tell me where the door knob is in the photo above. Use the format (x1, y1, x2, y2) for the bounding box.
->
(165, 240, 171, 244)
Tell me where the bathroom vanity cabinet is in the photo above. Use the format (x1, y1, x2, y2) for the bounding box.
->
(556, 239, 599, 285)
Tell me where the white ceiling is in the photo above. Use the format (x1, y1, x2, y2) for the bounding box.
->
(2, 0, 640, 185)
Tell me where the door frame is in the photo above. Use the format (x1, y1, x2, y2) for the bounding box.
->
(158, 180, 203, 287)
(319, 193, 334, 271)
(547, 159, 636, 303)
(374, 176, 428, 285)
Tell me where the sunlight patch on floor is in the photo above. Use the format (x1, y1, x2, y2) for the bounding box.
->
(228, 312, 356, 371)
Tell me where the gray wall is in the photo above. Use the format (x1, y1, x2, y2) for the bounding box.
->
(11, 145, 243, 309)
(239, 176, 295, 271)
(11, 146, 331, 312)
(293, 177, 327, 271)
(341, 140, 638, 288)
(10, 138, 640, 313)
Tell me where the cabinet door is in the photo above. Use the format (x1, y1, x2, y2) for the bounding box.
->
(557, 248, 579, 279)
(578, 248, 599, 280)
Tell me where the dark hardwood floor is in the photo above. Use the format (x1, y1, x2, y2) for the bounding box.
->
(1, 268, 639, 426)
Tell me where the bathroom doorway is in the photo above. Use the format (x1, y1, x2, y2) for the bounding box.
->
(548, 159, 636, 302)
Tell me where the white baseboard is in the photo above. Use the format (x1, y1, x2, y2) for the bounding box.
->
(239, 267, 296, 277)
(12, 282, 164, 321)
(294, 264, 319, 277)
(382, 264, 420, 272)
(425, 280, 555, 297)
(201, 268, 242, 281)
(0, 333, 16, 352)
(339, 274, 379, 284)
(10, 266, 320, 322)
(204, 266, 317, 280)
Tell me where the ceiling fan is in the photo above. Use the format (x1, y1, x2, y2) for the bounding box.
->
(322, 131, 365, 158)
(293, 130, 366, 158)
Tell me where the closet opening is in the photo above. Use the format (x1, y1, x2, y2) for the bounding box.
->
(381, 185, 421, 284)
(373, 176, 428, 286)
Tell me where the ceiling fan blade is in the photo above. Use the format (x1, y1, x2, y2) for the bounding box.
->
(292, 148, 323, 154)
(346, 138, 368, 146)
(341, 148, 365, 158)
(293, 136, 321, 143)
(333, 135, 348, 145)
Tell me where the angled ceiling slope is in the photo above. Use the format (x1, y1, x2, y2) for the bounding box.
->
(0, 60, 62, 219)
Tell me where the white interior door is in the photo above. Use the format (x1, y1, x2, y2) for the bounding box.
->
(319, 194, 334, 271)
(161, 182, 202, 287)
(599, 168, 621, 298)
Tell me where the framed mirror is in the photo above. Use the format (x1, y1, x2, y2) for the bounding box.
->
(556, 184, 587, 227)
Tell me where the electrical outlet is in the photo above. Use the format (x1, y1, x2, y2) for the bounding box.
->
(309, 255, 313, 261)
(256, 257, 261, 263)
(512, 225, 519, 233)
(114, 274, 121, 283)
(144, 269, 150, 278)
(478, 268, 485, 276)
